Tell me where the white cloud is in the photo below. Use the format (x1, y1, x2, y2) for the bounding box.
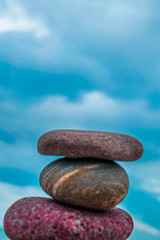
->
(0, 90, 159, 172)
(141, 179, 160, 195)
(29, 91, 160, 129)
(36, 0, 151, 39)
(0, 182, 47, 227)
(0, 0, 158, 90)
(0, 0, 49, 38)
(29, 92, 118, 117)
(66, 0, 150, 38)
(119, 204, 160, 237)
(134, 219, 160, 236)
(0, 90, 159, 138)
(0, 141, 46, 172)
(123, 160, 160, 202)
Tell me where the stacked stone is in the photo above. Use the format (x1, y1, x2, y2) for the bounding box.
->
(4, 130, 143, 240)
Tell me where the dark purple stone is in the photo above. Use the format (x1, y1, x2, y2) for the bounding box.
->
(37, 129, 143, 161)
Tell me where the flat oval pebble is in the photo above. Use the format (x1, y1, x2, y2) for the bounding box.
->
(40, 158, 129, 210)
(37, 129, 143, 161)
(4, 197, 133, 240)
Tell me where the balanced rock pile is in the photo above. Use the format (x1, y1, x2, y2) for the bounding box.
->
(4, 130, 143, 240)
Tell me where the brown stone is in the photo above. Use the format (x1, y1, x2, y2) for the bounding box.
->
(37, 129, 143, 161)
(40, 158, 129, 210)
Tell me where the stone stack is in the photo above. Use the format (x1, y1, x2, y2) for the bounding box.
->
(4, 130, 143, 240)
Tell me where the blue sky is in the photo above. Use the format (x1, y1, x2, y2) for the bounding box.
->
(0, 0, 160, 239)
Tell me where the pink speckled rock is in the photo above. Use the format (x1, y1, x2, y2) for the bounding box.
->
(4, 197, 133, 240)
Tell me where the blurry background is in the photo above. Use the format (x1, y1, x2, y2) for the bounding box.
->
(0, 0, 160, 239)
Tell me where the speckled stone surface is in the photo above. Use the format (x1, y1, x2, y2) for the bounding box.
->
(4, 197, 133, 240)
(40, 158, 129, 210)
(37, 129, 143, 161)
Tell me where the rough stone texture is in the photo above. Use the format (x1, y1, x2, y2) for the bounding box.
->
(4, 197, 133, 240)
(37, 130, 143, 161)
(40, 158, 129, 210)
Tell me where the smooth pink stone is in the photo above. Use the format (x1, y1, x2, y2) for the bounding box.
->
(4, 197, 133, 240)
